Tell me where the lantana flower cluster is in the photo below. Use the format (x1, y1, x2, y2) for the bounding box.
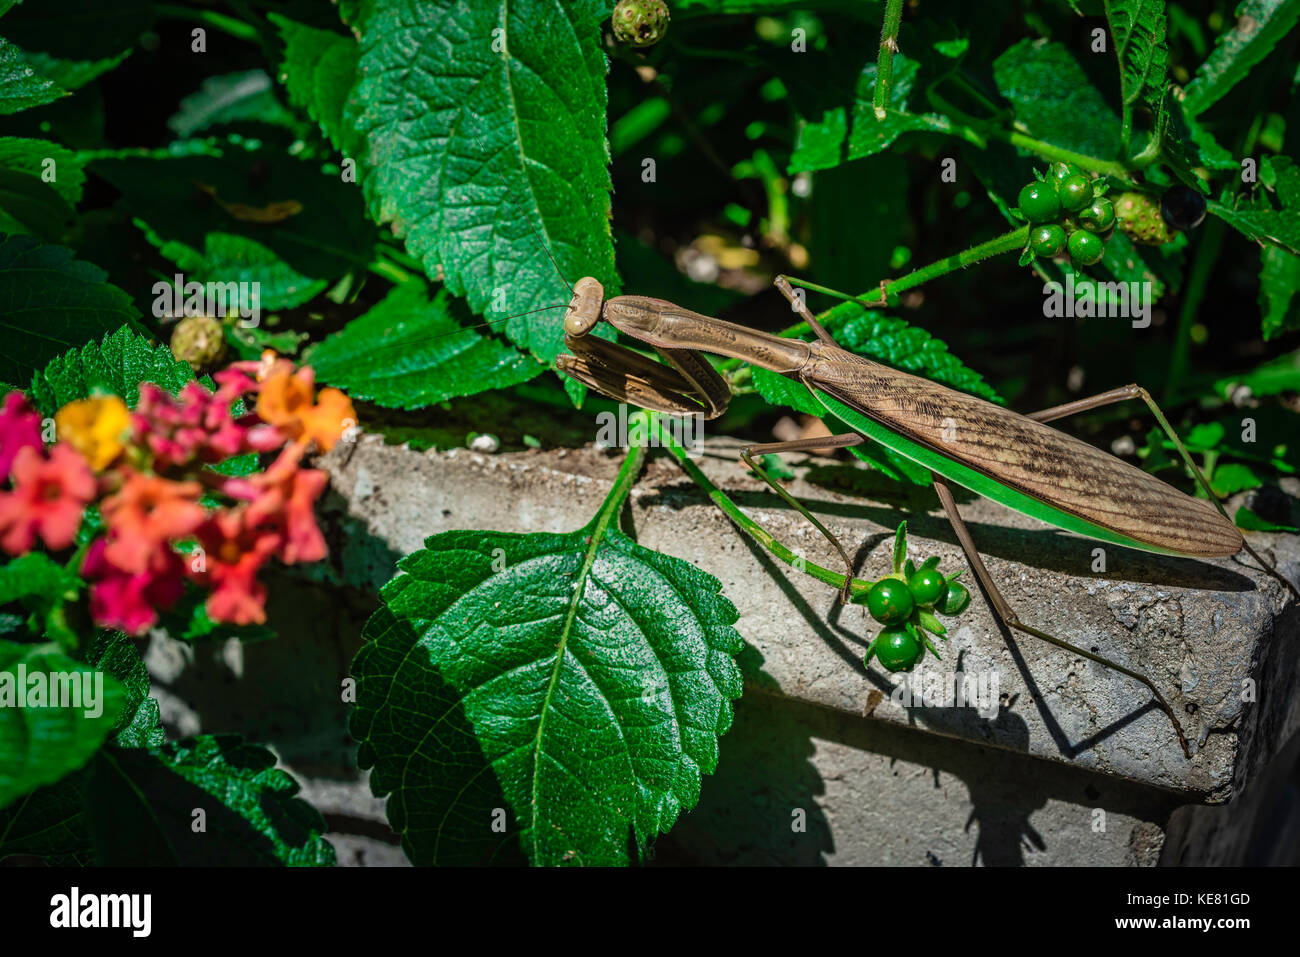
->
(0, 354, 355, 635)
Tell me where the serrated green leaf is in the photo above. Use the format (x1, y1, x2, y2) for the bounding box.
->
(28, 325, 193, 415)
(789, 54, 952, 172)
(1105, 0, 1170, 144)
(0, 37, 65, 115)
(0, 553, 78, 611)
(0, 640, 126, 808)
(0, 136, 84, 204)
(1184, 0, 1300, 116)
(993, 39, 1123, 162)
(1208, 154, 1300, 255)
(86, 735, 335, 865)
(167, 70, 306, 138)
(308, 282, 542, 409)
(89, 139, 372, 310)
(20, 48, 130, 91)
(1259, 244, 1300, 339)
(269, 14, 362, 157)
(0, 136, 83, 240)
(0, 234, 139, 387)
(351, 526, 744, 866)
(85, 631, 162, 749)
(347, 0, 618, 364)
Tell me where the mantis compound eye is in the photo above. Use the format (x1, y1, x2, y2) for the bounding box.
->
(563, 276, 605, 337)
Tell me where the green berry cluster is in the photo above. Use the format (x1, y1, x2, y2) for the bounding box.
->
(1016, 163, 1115, 269)
(856, 523, 971, 673)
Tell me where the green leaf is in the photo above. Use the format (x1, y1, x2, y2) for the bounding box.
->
(269, 14, 362, 157)
(993, 39, 1123, 162)
(0, 234, 140, 388)
(1183, 0, 1300, 116)
(0, 640, 126, 808)
(28, 325, 194, 415)
(307, 282, 542, 409)
(789, 54, 951, 172)
(0, 136, 84, 204)
(0, 553, 78, 609)
(19, 49, 130, 92)
(1214, 348, 1300, 398)
(1209, 461, 1264, 496)
(167, 70, 306, 138)
(89, 139, 372, 310)
(1105, 0, 1170, 144)
(351, 526, 744, 865)
(892, 521, 907, 574)
(1234, 505, 1298, 533)
(916, 609, 946, 636)
(347, 0, 619, 363)
(0, 37, 66, 115)
(1259, 244, 1300, 339)
(86, 735, 335, 865)
(0, 769, 89, 863)
(1208, 154, 1300, 255)
(84, 631, 162, 749)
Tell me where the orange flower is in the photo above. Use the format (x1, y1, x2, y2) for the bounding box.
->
(100, 471, 206, 574)
(256, 365, 355, 452)
(190, 509, 282, 625)
(56, 395, 131, 471)
(0, 444, 94, 553)
(247, 449, 328, 564)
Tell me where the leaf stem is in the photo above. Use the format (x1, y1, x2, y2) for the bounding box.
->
(873, 0, 905, 120)
(589, 411, 652, 538)
(154, 3, 261, 43)
(648, 417, 877, 599)
(1164, 208, 1225, 400)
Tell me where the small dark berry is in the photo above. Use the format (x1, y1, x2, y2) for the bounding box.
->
(1161, 186, 1208, 231)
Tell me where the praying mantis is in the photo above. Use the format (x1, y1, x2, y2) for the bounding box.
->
(554, 272, 1299, 760)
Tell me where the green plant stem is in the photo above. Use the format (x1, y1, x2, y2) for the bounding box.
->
(593, 411, 653, 532)
(366, 259, 413, 284)
(648, 417, 876, 599)
(873, 0, 905, 119)
(154, 4, 261, 43)
(1164, 215, 1225, 401)
(734, 226, 1030, 356)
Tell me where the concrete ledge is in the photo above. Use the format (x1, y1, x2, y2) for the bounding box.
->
(314, 434, 1299, 799)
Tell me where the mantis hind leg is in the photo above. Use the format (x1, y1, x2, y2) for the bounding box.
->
(1029, 384, 1298, 602)
(739, 433, 865, 604)
(929, 473, 1193, 759)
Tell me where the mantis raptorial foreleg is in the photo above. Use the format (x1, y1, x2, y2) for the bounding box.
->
(929, 473, 1193, 758)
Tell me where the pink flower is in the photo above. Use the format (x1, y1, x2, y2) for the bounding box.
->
(83, 540, 184, 635)
(100, 470, 206, 574)
(0, 444, 94, 553)
(190, 510, 282, 625)
(133, 382, 281, 470)
(0, 392, 44, 480)
(247, 449, 328, 564)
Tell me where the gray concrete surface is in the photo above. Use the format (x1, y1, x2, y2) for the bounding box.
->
(140, 432, 1299, 865)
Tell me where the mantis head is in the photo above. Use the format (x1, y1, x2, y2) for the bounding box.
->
(563, 277, 605, 337)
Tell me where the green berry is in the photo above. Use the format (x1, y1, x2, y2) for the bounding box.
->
(1078, 197, 1116, 233)
(611, 0, 670, 47)
(866, 579, 915, 625)
(1017, 182, 1061, 223)
(907, 568, 947, 608)
(1029, 224, 1067, 257)
(873, 626, 924, 673)
(1047, 162, 1082, 186)
(1068, 229, 1106, 266)
(1057, 174, 1095, 212)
